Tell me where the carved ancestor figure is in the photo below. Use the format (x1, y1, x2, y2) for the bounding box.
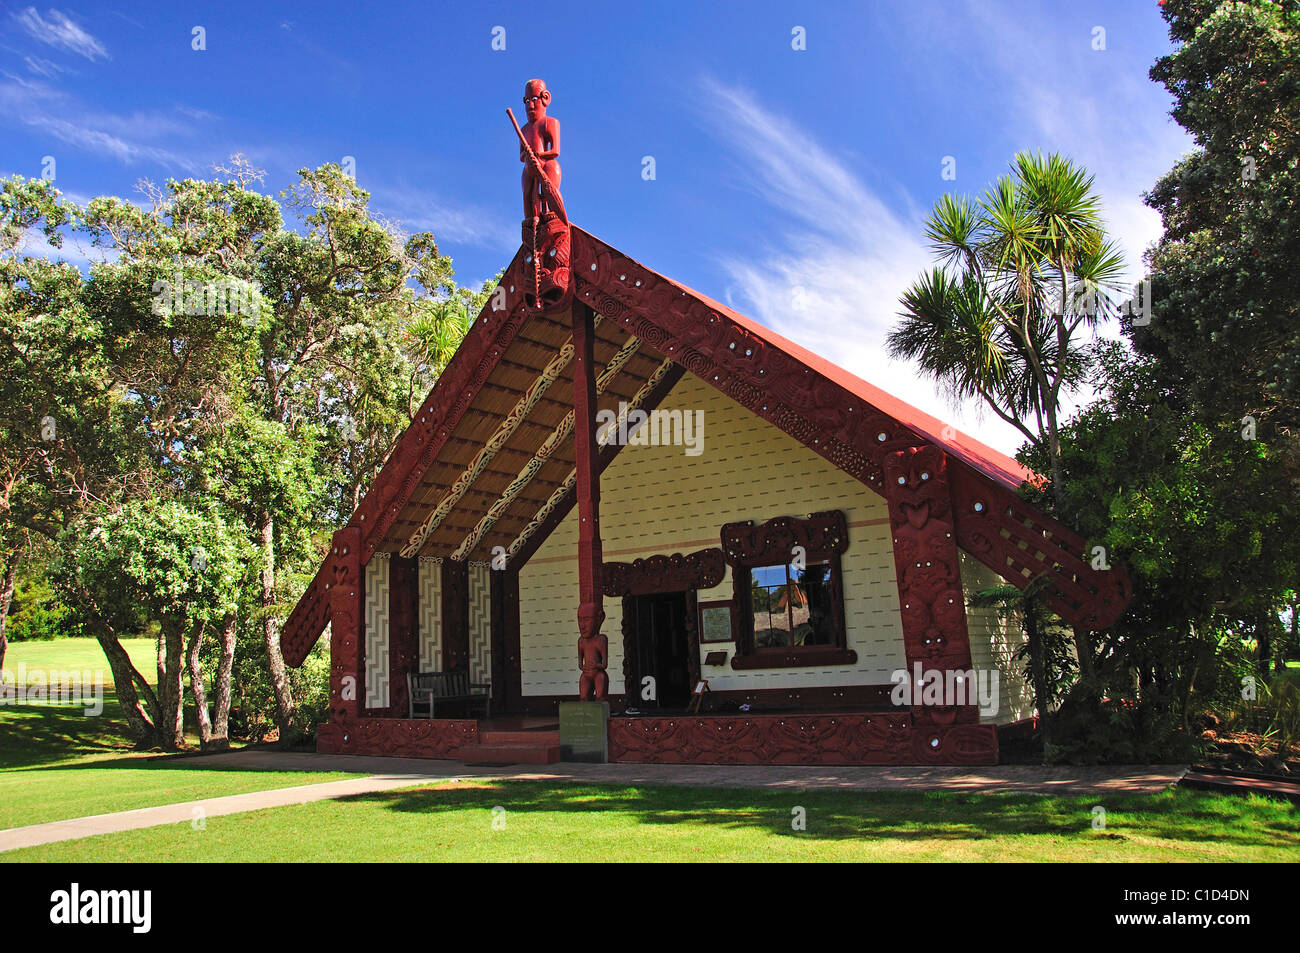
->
(518, 79, 562, 222)
(508, 79, 572, 311)
(577, 603, 608, 701)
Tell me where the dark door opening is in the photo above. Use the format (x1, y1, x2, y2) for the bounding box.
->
(628, 591, 691, 710)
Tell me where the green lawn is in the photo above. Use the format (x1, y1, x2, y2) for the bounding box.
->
(1, 639, 361, 830)
(5, 779, 1297, 862)
(3, 636, 156, 685)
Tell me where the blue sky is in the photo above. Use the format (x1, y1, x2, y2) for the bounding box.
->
(0, 1, 1192, 455)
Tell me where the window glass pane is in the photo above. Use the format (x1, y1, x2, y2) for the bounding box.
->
(793, 561, 833, 645)
(751, 564, 794, 647)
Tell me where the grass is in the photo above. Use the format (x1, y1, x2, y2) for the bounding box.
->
(0, 638, 361, 830)
(4, 779, 1298, 862)
(3, 636, 156, 685)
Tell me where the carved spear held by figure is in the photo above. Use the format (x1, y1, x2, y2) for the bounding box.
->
(508, 107, 568, 225)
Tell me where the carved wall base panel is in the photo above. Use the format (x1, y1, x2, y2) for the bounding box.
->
(388, 555, 419, 718)
(317, 717, 479, 759)
(608, 713, 997, 765)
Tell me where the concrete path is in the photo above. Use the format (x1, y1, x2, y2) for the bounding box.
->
(0, 772, 451, 853)
(198, 750, 1186, 796)
(0, 751, 1186, 853)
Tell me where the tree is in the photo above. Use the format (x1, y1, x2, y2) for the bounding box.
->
(890, 153, 1127, 513)
(57, 501, 253, 750)
(2, 161, 481, 748)
(890, 151, 1127, 676)
(1139, 0, 1300, 672)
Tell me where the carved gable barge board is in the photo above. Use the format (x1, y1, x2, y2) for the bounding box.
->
(569, 227, 1129, 630)
(282, 248, 529, 667)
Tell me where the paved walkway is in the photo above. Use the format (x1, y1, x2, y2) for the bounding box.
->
(0, 751, 1187, 853)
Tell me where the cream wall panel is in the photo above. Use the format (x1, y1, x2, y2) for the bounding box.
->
(960, 551, 1034, 724)
(518, 371, 908, 696)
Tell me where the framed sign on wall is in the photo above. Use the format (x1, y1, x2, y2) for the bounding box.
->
(698, 599, 734, 644)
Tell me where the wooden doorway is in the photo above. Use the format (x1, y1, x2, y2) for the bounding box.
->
(626, 591, 692, 710)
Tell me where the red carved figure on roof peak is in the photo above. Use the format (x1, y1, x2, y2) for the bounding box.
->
(519, 79, 561, 222)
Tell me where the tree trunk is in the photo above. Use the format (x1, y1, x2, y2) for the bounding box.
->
(96, 633, 161, 747)
(159, 617, 185, 750)
(0, 551, 17, 675)
(186, 618, 213, 747)
(261, 512, 296, 743)
(209, 611, 236, 750)
(1026, 608, 1053, 754)
(1282, 597, 1298, 675)
(1257, 606, 1273, 679)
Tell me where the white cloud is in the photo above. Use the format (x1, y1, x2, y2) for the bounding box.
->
(13, 7, 107, 61)
(0, 73, 207, 172)
(370, 182, 518, 253)
(23, 55, 63, 77)
(697, 78, 1028, 455)
(695, 4, 1194, 458)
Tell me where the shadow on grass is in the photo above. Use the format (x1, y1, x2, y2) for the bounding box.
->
(321, 781, 1300, 849)
(0, 696, 138, 769)
(0, 695, 247, 773)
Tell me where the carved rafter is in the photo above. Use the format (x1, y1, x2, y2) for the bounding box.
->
(451, 334, 642, 561)
(401, 317, 601, 558)
(507, 356, 675, 561)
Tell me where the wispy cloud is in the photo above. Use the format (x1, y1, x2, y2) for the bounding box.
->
(23, 55, 63, 77)
(695, 4, 1193, 458)
(0, 72, 209, 172)
(13, 7, 107, 61)
(694, 78, 1025, 452)
(371, 181, 518, 253)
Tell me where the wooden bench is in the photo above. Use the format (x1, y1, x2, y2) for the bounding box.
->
(407, 671, 491, 719)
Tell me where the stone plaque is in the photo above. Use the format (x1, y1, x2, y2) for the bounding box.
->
(559, 700, 609, 763)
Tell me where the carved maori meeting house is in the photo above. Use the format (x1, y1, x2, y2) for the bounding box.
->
(279, 81, 1130, 766)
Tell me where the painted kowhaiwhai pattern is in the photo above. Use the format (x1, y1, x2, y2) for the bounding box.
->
(453, 334, 642, 561)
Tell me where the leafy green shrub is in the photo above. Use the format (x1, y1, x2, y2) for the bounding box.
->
(5, 578, 71, 642)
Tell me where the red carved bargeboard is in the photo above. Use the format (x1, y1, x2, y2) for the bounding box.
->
(568, 227, 1130, 631)
(317, 717, 479, 759)
(608, 713, 997, 765)
(280, 250, 531, 668)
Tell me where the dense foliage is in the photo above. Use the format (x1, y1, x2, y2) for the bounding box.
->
(0, 161, 491, 748)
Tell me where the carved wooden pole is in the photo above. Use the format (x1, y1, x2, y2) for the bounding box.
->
(327, 526, 364, 724)
(572, 302, 607, 699)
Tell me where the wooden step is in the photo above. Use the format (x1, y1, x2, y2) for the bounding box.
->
(455, 744, 562, 765)
(478, 730, 561, 746)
